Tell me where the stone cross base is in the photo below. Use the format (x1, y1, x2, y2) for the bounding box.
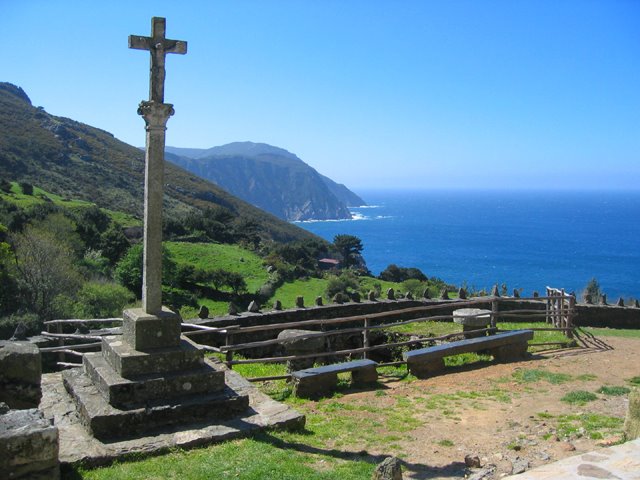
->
(62, 308, 248, 440)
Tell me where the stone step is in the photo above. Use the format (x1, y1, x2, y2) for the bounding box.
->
(83, 353, 225, 408)
(101, 336, 205, 379)
(62, 367, 249, 440)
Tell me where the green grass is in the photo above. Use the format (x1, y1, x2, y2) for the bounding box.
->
(75, 434, 374, 479)
(437, 439, 454, 447)
(512, 368, 572, 385)
(597, 386, 631, 396)
(270, 278, 330, 309)
(561, 390, 598, 405)
(166, 242, 269, 293)
(1, 182, 141, 226)
(582, 327, 640, 339)
(555, 413, 624, 440)
(628, 376, 640, 386)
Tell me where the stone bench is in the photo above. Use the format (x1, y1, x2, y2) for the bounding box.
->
(403, 330, 534, 378)
(292, 359, 378, 398)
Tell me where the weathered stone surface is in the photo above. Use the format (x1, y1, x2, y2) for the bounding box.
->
(82, 353, 224, 408)
(247, 300, 260, 313)
(491, 285, 500, 297)
(624, 389, 640, 441)
(0, 341, 42, 409)
(41, 370, 305, 466)
(465, 454, 481, 468)
(0, 408, 59, 480)
(100, 336, 204, 378)
(63, 365, 248, 440)
(453, 309, 492, 327)
(122, 307, 181, 350)
(422, 288, 430, 299)
(372, 456, 403, 479)
(292, 360, 378, 398)
(458, 288, 467, 300)
(228, 302, 239, 315)
(440, 287, 449, 300)
(277, 329, 324, 372)
(387, 288, 395, 300)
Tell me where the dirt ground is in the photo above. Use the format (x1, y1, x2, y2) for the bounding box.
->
(327, 335, 639, 479)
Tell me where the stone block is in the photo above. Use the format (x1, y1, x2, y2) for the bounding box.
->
(0, 341, 42, 409)
(83, 354, 225, 408)
(0, 409, 59, 480)
(122, 307, 181, 350)
(100, 335, 204, 378)
(62, 367, 249, 440)
(624, 389, 640, 441)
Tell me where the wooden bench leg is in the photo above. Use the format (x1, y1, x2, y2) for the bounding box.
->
(352, 366, 378, 386)
(293, 373, 338, 398)
(491, 342, 529, 362)
(407, 358, 445, 379)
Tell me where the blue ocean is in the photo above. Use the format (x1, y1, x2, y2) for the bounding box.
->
(296, 190, 640, 300)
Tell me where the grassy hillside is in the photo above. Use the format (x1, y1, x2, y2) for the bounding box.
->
(166, 242, 269, 293)
(0, 82, 317, 244)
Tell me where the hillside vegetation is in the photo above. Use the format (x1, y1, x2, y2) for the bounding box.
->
(0, 82, 315, 244)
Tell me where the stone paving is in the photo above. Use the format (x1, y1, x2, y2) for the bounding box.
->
(40, 367, 304, 467)
(504, 438, 640, 479)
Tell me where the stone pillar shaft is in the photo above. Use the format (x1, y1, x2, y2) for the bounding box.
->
(138, 100, 174, 315)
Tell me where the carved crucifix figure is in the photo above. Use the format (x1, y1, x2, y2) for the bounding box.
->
(129, 17, 187, 103)
(129, 17, 187, 315)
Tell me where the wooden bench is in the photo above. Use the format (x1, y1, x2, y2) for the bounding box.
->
(403, 330, 534, 378)
(292, 359, 378, 398)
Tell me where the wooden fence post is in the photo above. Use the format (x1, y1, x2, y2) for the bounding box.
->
(363, 317, 370, 359)
(225, 332, 234, 368)
(490, 299, 498, 330)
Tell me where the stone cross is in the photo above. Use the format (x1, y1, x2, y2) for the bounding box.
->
(129, 17, 187, 315)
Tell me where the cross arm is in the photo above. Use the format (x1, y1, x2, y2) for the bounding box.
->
(128, 35, 187, 55)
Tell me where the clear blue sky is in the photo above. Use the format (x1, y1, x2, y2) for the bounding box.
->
(3, 0, 639, 190)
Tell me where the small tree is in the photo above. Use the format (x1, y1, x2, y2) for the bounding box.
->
(333, 234, 363, 269)
(583, 278, 602, 304)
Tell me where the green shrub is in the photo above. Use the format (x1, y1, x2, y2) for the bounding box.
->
(72, 282, 135, 318)
(0, 311, 41, 340)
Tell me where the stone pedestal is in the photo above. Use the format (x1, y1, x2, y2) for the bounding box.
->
(63, 308, 248, 440)
(0, 408, 59, 480)
(0, 341, 42, 409)
(453, 308, 492, 338)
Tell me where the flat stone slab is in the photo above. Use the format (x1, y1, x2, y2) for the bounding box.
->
(40, 368, 305, 467)
(453, 308, 492, 327)
(504, 438, 640, 479)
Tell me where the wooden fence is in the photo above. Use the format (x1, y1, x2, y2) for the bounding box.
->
(40, 292, 576, 375)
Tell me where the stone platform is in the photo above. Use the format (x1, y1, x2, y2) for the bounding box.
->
(40, 367, 305, 467)
(504, 438, 640, 479)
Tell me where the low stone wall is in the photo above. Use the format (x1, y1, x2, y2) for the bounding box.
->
(574, 304, 640, 329)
